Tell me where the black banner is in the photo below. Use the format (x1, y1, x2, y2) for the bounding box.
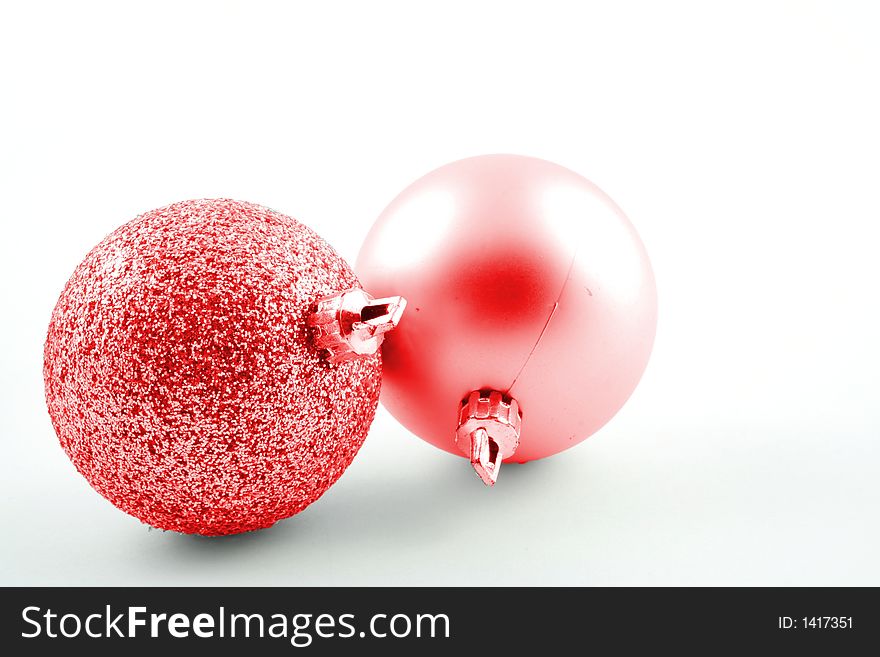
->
(0, 587, 875, 654)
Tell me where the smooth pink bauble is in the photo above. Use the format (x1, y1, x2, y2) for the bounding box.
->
(356, 155, 657, 463)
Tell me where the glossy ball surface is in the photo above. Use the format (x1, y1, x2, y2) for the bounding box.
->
(357, 155, 656, 462)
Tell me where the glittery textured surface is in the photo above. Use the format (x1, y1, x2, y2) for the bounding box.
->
(44, 199, 381, 535)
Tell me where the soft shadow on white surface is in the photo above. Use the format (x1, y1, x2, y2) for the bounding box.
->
(125, 447, 581, 585)
(4, 410, 876, 586)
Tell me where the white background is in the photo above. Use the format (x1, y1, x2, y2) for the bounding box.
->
(1, 1, 878, 585)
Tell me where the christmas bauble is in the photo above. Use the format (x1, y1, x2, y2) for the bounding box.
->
(356, 155, 657, 483)
(44, 199, 382, 534)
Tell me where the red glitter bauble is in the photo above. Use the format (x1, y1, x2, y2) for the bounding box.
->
(44, 199, 381, 535)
